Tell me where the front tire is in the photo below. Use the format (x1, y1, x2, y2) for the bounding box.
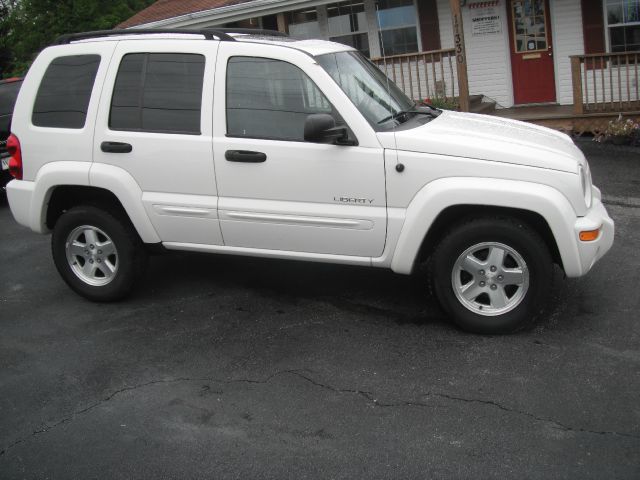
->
(430, 216, 553, 334)
(52, 205, 147, 301)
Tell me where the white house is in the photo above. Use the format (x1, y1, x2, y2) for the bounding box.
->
(120, 0, 639, 126)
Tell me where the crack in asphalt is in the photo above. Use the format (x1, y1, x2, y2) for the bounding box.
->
(0, 370, 296, 458)
(286, 372, 640, 440)
(2, 370, 638, 458)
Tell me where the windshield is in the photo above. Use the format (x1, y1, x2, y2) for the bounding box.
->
(316, 51, 414, 130)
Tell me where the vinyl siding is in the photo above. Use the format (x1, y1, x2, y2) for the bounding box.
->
(437, 0, 585, 108)
(550, 0, 584, 105)
(437, 0, 513, 106)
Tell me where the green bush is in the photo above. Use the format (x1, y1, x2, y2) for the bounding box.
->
(1, 0, 155, 78)
(422, 95, 459, 111)
(594, 115, 640, 146)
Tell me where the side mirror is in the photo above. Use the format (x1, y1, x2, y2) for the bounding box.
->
(303, 113, 355, 145)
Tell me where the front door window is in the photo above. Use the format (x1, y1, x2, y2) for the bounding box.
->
(225, 56, 344, 142)
(512, 0, 549, 53)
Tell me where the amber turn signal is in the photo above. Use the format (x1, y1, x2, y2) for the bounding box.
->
(579, 228, 601, 242)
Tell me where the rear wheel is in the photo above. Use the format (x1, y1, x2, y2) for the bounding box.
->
(430, 216, 553, 334)
(52, 205, 147, 301)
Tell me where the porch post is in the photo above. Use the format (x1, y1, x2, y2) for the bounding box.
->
(448, 0, 470, 112)
(364, 0, 382, 58)
(276, 12, 288, 34)
(570, 56, 584, 115)
(316, 4, 330, 39)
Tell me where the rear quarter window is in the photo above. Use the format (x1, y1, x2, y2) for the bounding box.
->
(32, 55, 101, 129)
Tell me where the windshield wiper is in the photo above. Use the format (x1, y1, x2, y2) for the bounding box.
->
(377, 104, 441, 124)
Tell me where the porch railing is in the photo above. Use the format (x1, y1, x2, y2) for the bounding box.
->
(372, 48, 458, 102)
(571, 52, 640, 114)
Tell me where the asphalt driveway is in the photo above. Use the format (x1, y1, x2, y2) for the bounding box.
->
(0, 141, 639, 479)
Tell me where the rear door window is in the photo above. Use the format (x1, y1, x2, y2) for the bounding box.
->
(109, 53, 205, 135)
(32, 55, 101, 129)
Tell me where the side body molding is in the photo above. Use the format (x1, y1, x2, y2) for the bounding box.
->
(90, 163, 161, 243)
(389, 177, 582, 276)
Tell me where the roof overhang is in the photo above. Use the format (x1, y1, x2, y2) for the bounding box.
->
(128, 0, 339, 30)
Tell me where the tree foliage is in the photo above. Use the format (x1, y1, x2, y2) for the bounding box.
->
(0, 0, 155, 77)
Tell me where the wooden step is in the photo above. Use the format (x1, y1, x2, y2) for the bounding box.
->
(469, 94, 484, 107)
(470, 99, 497, 115)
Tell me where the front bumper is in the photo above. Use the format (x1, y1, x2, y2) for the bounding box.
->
(571, 186, 614, 277)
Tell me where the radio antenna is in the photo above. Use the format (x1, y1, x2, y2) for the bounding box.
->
(375, 3, 404, 172)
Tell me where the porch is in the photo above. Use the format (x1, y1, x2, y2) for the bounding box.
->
(571, 52, 640, 115)
(372, 48, 640, 134)
(371, 49, 496, 115)
(490, 104, 640, 135)
(488, 51, 640, 134)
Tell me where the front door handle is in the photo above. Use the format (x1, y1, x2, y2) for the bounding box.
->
(101, 141, 132, 153)
(225, 150, 267, 163)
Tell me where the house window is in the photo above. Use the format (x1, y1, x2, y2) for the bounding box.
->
(606, 0, 640, 52)
(328, 1, 370, 57)
(287, 8, 321, 39)
(376, 0, 419, 55)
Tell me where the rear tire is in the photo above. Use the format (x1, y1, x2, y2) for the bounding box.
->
(52, 205, 147, 301)
(429, 216, 553, 334)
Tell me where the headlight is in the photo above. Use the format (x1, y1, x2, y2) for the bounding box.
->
(579, 163, 592, 209)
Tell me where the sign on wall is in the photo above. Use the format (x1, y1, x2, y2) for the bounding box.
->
(469, 0, 502, 36)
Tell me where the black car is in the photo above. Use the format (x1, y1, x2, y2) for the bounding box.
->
(1, 77, 23, 191)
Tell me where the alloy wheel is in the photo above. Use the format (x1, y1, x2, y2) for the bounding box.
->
(451, 242, 529, 316)
(65, 225, 119, 286)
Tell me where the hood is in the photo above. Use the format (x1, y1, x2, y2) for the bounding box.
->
(377, 110, 585, 174)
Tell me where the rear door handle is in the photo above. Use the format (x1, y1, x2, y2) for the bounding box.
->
(101, 141, 132, 153)
(225, 150, 267, 163)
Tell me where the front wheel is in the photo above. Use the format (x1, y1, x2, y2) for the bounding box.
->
(52, 205, 147, 301)
(430, 216, 553, 334)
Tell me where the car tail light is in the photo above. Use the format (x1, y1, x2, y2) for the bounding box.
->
(7, 134, 22, 180)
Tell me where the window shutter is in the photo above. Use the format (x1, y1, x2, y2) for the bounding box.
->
(581, 0, 605, 54)
(417, 0, 441, 52)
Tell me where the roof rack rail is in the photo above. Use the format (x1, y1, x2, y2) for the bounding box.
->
(205, 28, 288, 38)
(54, 28, 287, 45)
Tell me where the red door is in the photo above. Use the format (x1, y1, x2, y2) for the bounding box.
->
(507, 0, 556, 104)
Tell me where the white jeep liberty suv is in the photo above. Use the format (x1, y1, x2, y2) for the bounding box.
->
(5, 29, 614, 333)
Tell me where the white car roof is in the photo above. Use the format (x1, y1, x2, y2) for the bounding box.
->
(234, 35, 355, 56)
(69, 31, 355, 57)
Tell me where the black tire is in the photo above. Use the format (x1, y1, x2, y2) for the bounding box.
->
(429, 216, 553, 334)
(52, 205, 147, 302)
